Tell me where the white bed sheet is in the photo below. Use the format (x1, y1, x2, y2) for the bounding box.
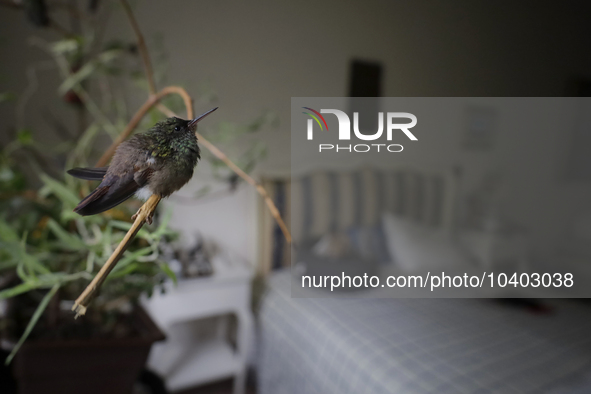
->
(258, 270, 591, 394)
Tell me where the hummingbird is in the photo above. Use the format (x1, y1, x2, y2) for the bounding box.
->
(67, 107, 218, 218)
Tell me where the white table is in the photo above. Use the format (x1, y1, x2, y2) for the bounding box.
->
(141, 256, 253, 394)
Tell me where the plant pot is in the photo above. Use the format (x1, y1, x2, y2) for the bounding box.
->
(13, 307, 165, 394)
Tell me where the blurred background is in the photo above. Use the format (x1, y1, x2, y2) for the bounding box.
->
(2, 1, 591, 394)
(3, 1, 591, 265)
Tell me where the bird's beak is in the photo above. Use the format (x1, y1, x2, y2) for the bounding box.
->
(188, 107, 218, 128)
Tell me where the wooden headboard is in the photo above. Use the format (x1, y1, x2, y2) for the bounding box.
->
(257, 166, 461, 275)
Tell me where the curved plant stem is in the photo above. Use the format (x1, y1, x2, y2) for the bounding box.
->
(75, 85, 191, 313)
(119, 0, 156, 95)
(105, 3, 292, 243)
(95, 84, 292, 243)
(95, 86, 193, 167)
(74, 0, 292, 315)
(197, 135, 292, 243)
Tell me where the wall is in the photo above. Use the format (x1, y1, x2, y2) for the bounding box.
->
(2, 1, 591, 267)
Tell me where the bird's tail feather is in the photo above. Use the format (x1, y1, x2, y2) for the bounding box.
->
(73, 186, 110, 215)
(73, 175, 139, 216)
(67, 167, 108, 181)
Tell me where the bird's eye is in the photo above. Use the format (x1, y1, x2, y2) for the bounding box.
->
(174, 126, 180, 131)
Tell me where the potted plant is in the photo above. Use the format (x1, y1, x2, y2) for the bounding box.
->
(0, 1, 288, 392)
(0, 127, 175, 393)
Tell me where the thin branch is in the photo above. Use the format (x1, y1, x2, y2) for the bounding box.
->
(119, 0, 156, 95)
(73, 86, 192, 313)
(73, 195, 161, 317)
(197, 134, 292, 243)
(95, 85, 292, 243)
(75, 1, 292, 315)
(115, 1, 292, 245)
(163, 104, 292, 241)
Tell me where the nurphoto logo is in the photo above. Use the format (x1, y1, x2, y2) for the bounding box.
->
(302, 107, 417, 153)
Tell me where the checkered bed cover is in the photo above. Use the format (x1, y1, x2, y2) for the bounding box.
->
(258, 271, 591, 394)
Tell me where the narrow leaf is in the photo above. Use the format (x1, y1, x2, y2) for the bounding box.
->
(5, 284, 60, 365)
(58, 50, 122, 95)
(51, 39, 80, 54)
(46, 218, 85, 250)
(0, 219, 19, 242)
(19, 232, 49, 275)
(109, 220, 150, 239)
(39, 174, 80, 207)
(159, 262, 177, 286)
(108, 263, 139, 279)
(0, 282, 40, 300)
(111, 247, 152, 273)
(0, 92, 16, 102)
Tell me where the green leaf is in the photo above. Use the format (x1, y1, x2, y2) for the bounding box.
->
(58, 50, 122, 95)
(51, 38, 81, 54)
(0, 92, 16, 102)
(153, 208, 172, 238)
(17, 129, 33, 146)
(86, 250, 95, 272)
(5, 284, 60, 365)
(16, 261, 28, 282)
(109, 221, 150, 239)
(102, 223, 112, 250)
(18, 233, 50, 276)
(110, 247, 152, 273)
(21, 253, 50, 276)
(0, 218, 19, 243)
(0, 166, 15, 183)
(36, 271, 91, 285)
(109, 220, 133, 232)
(107, 262, 139, 279)
(72, 123, 100, 158)
(39, 174, 80, 207)
(58, 62, 95, 95)
(46, 218, 86, 251)
(0, 257, 18, 271)
(159, 262, 177, 285)
(0, 282, 41, 300)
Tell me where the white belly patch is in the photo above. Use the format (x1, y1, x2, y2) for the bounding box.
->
(135, 186, 153, 201)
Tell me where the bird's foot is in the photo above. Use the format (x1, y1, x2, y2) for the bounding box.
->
(131, 194, 160, 225)
(145, 211, 154, 225)
(131, 207, 154, 225)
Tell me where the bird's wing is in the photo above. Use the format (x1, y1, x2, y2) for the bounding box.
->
(73, 167, 153, 216)
(67, 167, 109, 181)
(134, 166, 153, 186)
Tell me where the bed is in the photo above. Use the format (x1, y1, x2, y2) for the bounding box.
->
(258, 271, 591, 394)
(255, 166, 591, 393)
